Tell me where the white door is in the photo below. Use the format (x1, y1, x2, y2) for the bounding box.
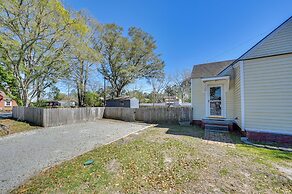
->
(207, 86, 223, 117)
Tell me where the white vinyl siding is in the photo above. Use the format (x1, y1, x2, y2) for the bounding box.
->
(191, 79, 205, 120)
(233, 64, 241, 127)
(244, 54, 292, 133)
(226, 79, 234, 118)
(241, 17, 292, 60)
(191, 78, 235, 120)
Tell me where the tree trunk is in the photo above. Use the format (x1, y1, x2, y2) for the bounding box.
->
(77, 82, 86, 107)
(115, 88, 122, 97)
(76, 61, 88, 107)
(22, 89, 29, 107)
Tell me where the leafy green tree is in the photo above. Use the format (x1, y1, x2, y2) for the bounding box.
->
(0, 60, 20, 104)
(55, 93, 67, 101)
(126, 89, 147, 103)
(67, 12, 101, 107)
(97, 24, 164, 97)
(0, 0, 84, 106)
(47, 86, 60, 100)
(84, 91, 102, 107)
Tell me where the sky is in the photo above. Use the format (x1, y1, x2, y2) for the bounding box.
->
(61, 0, 292, 92)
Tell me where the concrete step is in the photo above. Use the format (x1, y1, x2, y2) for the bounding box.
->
(205, 124, 229, 132)
(202, 118, 233, 125)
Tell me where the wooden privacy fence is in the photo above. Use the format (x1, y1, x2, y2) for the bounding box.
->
(104, 107, 193, 123)
(13, 107, 105, 127)
(13, 106, 192, 127)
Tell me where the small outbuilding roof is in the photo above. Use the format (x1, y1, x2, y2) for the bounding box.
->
(106, 96, 138, 101)
(191, 60, 234, 79)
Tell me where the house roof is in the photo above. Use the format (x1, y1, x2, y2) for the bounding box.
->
(0, 91, 8, 99)
(218, 16, 292, 76)
(0, 92, 3, 101)
(191, 60, 234, 79)
(240, 16, 292, 60)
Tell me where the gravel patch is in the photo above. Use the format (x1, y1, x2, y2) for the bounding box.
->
(0, 119, 151, 193)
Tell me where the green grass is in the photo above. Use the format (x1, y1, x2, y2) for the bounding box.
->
(13, 125, 292, 193)
(219, 168, 229, 176)
(236, 143, 292, 165)
(0, 119, 38, 137)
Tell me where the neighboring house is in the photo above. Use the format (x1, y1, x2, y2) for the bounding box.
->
(106, 97, 139, 108)
(191, 16, 292, 144)
(0, 91, 18, 111)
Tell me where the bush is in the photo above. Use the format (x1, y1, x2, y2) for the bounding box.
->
(84, 92, 103, 107)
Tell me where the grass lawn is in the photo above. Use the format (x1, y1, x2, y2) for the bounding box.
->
(0, 119, 38, 137)
(13, 125, 292, 193)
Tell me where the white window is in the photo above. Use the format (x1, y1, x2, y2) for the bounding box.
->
(4, 100, 12, 107)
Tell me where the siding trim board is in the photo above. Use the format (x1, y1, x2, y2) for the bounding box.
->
(240, 61, 245, 130)
(241, 52, 292, 61)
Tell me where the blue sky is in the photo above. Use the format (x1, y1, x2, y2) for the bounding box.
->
(62, 0, 291, 92)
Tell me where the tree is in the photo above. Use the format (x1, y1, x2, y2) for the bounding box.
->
(173, 70, 191, 102)
(147, 75, 170, 105)
(126, 89, 147, 103)
(97, 24, 164, 97)
(84, 91, 102, 107)
(0, 60, 20, 103)
(0, 0, 82, 106)
(165, 85, 176, 97)
(67, 12, 100, 106)
(47, 86, 60, 100)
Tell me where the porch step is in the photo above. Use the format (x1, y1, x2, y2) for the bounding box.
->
(202, 118, 233, 125)
(205, 124, 229, 132)
(202, 118, 234, 132)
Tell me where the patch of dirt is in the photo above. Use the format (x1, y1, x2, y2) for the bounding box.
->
(163, 155, 173, 167)
(275, 165, 292, 180)
(106, 159, 121, 173)
(204, 130, 234, 144)
(202, 139, 236, 148)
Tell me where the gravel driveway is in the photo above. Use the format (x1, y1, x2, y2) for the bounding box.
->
(0, 119, 151, 193)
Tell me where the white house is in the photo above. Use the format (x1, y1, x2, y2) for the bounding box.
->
(191, 16, 292, 144)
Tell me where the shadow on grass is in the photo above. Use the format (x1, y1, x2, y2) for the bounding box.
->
(161, 124, 291, 163)
(163, 124, 205, 139)
(160, 123, 244, 145)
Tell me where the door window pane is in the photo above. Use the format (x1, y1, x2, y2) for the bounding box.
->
(210, 87, 221, 100)
(210, 101, 221, 116)
(209, 86, 222, 116)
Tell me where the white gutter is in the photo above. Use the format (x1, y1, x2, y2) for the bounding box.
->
(201, 76, 230, 82)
